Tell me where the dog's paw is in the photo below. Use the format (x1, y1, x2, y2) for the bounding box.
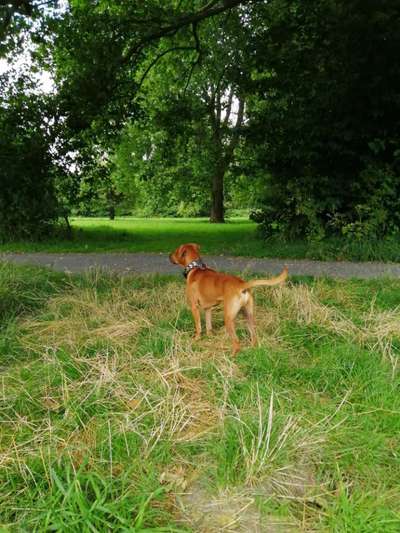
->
(232, 342, 241, 356)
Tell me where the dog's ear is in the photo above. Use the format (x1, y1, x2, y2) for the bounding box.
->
(189, 243, 200, 253)
(178, 245, 188, 258)
(178, 243, 200, 261)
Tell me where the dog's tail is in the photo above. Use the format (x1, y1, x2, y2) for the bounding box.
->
(243, 266, 288, 290)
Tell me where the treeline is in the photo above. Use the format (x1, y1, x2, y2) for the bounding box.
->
(1, 0, 399, 242)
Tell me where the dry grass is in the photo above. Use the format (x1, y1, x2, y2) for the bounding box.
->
(20, 286, 153, 351)
(271, 283, 400, 374)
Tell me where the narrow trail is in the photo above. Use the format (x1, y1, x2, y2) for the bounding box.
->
(2, 252, 400, 279)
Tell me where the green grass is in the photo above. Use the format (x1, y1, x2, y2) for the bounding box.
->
(2, 216, 400, 261)
(1, 262, 400, 530)
(1, 217, 261, 256)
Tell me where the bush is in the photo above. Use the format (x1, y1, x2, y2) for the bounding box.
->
(252, 165, 400, 242)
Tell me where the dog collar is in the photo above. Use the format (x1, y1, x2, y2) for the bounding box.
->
(183, 259, 207, 278)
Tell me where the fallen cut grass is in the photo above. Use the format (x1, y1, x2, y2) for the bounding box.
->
(1, 262, 400, 530)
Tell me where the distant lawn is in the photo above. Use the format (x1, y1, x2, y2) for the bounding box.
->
(1, 262, 400, 530)
(2, 216, 400, 261)
(0, 217, 263, 256)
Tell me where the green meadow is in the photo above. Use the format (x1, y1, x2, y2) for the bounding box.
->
(2, 217, 400, 262)
(1, 262, 400, 530)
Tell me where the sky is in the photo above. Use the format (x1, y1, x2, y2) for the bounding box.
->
(0, 49, 55, 93)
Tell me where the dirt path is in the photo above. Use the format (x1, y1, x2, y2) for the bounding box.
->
(2, 252, 400, 279)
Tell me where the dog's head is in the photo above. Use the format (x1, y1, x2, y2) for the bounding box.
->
(169, 243, 201, 266)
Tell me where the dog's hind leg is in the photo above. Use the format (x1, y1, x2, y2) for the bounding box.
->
(224, 296, 242, 355)
(243, 294, 257, 347)
(205, 308, 213, 335)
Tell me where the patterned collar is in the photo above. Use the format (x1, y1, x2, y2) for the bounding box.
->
(183, 258, 207, 278)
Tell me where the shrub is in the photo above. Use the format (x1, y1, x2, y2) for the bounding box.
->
(252, 165, 400, 242)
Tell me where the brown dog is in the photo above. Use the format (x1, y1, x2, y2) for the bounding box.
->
(169, 243, 288, 354)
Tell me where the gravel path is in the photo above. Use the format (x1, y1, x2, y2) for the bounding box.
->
(2, 252, 400, 279)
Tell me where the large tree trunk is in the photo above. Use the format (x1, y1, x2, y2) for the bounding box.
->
(210, 165, 225, 223)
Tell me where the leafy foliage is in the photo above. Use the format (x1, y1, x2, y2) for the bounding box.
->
(0, 77, 58, 240)
(1, 0, 400, 239)
(247, 0, 400, 240)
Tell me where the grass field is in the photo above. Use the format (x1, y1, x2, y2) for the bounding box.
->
(2, 216, 400, 262)
(1, 262, 400, 530)
(1, 218, 260, 256)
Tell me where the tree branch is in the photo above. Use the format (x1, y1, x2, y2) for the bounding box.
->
(222, 86, 234, 129)
(234, 95, 245, 131)
(136, 45, 195, 92)
(183, 21, 202, 93)
(123, 0, 254, 63)
(192, 21, 201, 59)
(215, 88, 222, 127)
(226, 96, 244, 159)
(205, 84, 218, 131)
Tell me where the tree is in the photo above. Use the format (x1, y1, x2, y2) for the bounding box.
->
(113, 9, 249, 222)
